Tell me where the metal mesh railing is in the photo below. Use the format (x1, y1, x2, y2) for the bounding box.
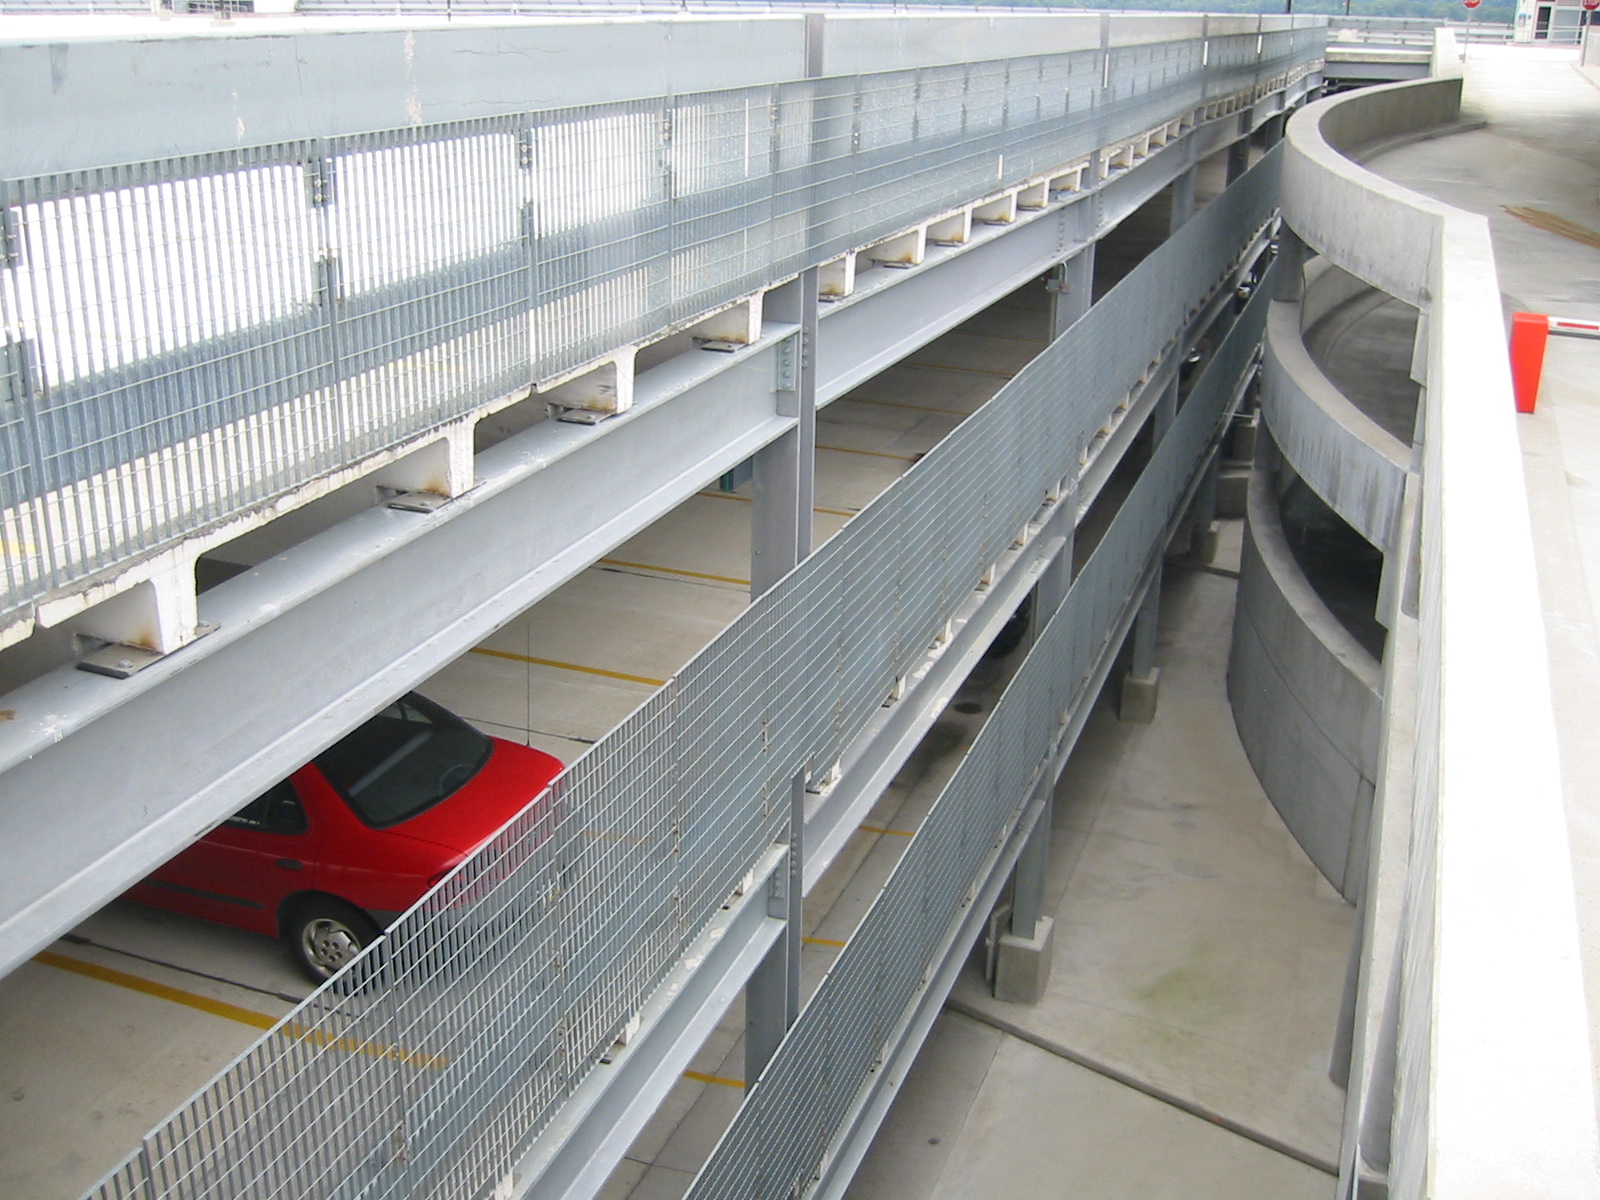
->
(684, 180, 1275, 1200)
(83, 143, 1281, 1200)
(0, 27, 1322, 633)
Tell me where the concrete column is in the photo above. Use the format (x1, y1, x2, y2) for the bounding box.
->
(1049, 243, 1095, 338)
(1169, 165, 1198, 233)
(751, 269, 818, 597)
(1262, 112, 1288, 148)
(745, 771, 805, 1085)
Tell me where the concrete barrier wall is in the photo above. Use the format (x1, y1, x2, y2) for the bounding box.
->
(1260, 296, 1409, 552)
(1281, 76, 1461, 309)
(1281, 75, 1600, 1200)
(1229, 463, 1381, 901)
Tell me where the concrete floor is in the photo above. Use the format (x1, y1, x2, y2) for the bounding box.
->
(1362, 42, 1600, 1124)
(845, 526, 1351, 1200)
(1303, 290, 1419, 446)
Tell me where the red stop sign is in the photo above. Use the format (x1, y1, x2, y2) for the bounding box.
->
(1462, 0, 1482, 9)
(1585, 0, 1598, 12)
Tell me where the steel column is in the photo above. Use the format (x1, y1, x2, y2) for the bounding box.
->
(1227, 135, 1252, 184)
(1051, 243, 1096, 337)
(746, 773, 806, 1085)
(1008, 778, 1052, 941)
(1169, 164, 1199, 233)
(752, 269, 820, 595)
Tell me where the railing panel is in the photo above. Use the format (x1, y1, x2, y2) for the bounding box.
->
(81, 125, 1284, 1200)
(688, 253, 1274, 1200)
(0, 28, 1322, 631)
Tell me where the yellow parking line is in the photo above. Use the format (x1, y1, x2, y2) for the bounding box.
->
(696, 489, 855, 519)
(684, 1069, 745, 1089)
(599, 557, 750, 588)
(803, 935, 848, 948)
(816, 444, 920, 463)
(37, 950, 446, 1069)
(283, 1021, 445, 1070)
(841, 396, 972, 419)
(470, 646, 666, 688)
(36, 950, 280, 1030)
(859, 823, 917, 838)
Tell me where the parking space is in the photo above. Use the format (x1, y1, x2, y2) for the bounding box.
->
(0, 275, 1052, 1200)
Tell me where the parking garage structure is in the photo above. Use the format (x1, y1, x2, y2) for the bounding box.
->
(10, 13, 1594, 1200)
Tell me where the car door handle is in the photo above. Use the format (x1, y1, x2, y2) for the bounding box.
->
(276, 858, 304, 871)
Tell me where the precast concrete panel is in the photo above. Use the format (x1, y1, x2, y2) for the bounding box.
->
(1260, 297, 1409, 553)
(1229, 465, 1382, 899)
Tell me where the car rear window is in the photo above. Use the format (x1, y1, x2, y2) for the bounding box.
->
(314, 694, 491, 828)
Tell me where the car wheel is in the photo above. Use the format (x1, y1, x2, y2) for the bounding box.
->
(286, 897, 379, 984)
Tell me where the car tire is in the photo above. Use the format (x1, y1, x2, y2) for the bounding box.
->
(285, 896, 379, 985)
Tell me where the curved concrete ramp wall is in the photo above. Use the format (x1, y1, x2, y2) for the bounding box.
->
(1278, 70, 1600, 1200)
(1229, 463, 1381, 901)
(1261, 294, 1409, 553)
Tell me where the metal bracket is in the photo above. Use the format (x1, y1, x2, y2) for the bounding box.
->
(550, 404, 611, 426)
(0, 206, 20, 269)
(314, 253, 343, 307)
(0, 339, 36, 405)
(517, 127, 536, 170)
(386, 490, 451, 515)
(77, 623, 217, 679)
(775, 335, 798, 393)
(304, 157, 336, 208)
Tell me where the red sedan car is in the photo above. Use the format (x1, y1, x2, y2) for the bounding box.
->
(125, 692, 563, 982)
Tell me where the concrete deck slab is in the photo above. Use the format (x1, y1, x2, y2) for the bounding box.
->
(848, 534, 1354, 1199)
(863, 1014, 1332, 1200)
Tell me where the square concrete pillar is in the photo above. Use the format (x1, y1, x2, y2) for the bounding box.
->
(1216, 468, 1250, 519)
(1119, 667, 1161, 724)
(994, 916, 1056, 1005)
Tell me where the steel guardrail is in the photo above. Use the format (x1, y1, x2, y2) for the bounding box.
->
(0, 24, 1322, 637)
(82, 135, 1285, 1200)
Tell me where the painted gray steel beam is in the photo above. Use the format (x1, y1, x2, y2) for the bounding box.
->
(0, 342, 796, 977)
(0, 112, 1222, 978)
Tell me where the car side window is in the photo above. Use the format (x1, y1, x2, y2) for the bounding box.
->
(224, 779, 308, 836)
